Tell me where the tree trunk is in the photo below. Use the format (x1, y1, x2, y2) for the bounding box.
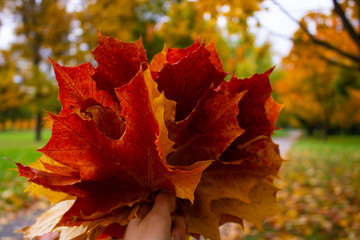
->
(35, 111, 42, 142)
(306, 126, 315, 136)
(323, 115, 330, 141)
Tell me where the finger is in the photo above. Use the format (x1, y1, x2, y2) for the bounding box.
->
(171, 215, 186, 240)
(127, 216, 140, 229)
(145, 192, 176, 221)
(155, 191, 177, 213)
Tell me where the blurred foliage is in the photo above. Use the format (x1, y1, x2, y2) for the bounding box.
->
(273, 0, 360, 71)
(76, 0, 264, 58)
(303, 11, 359, 70)
(0, 0, 273, 134)
(0, 50, 29, 128)
(274, 11, 360, 137)
(1, 0, 73, 140)
(76, 0, 163, 61)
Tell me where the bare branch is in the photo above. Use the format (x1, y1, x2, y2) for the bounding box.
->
(271, 0, 360, 63)
(318, 54, 360, 71)
(310, 36, 360, 62)
(332, 0, 360, 48)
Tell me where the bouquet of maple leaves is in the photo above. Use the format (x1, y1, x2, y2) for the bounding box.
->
(15, 33, 283, 240)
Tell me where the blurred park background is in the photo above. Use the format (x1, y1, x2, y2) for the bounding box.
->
(0, 0, 359, 239)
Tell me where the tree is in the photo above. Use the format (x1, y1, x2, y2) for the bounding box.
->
(76, 0, 169, 61)
(157, 0, 274, 77)
(76, 0, 267, 59)
(275, 25, 360, 138)
(0, 50, 28, 129)
(273, 0, 360, 71)
(1, 0, 73, 141)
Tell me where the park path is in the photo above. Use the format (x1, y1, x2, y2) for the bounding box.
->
(0, 201, 48, 240)
(0, 130, 302, 240)
(273, 129, 302, 159)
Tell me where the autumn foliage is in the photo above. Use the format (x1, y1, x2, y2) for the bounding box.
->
(15, 33, 283, 240)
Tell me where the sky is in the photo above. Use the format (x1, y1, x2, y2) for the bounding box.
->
(0, 0, 333, 64)
(0, 10, 16, 49)
(253, 0, 333, 62)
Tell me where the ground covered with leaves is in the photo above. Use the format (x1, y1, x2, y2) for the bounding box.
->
(227, 135, 360, 240)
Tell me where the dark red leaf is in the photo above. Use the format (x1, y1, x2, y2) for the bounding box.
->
(156, 44, 226, 121)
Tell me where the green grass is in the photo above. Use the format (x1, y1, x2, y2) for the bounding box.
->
(0, 130, 51, 211)
(0, 130, 51, 175)
(293, 135, 360, 153)
(239, 135, 360, 239)
(272, 128, 292, 138)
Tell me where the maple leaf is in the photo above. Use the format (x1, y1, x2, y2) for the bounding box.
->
(15, 35, 283, 240)
(151, 39, 227, 121)
(91, 32, 148, 99)
(181, 137, 282, 239)
(220, 68, 283, 167)
(165, 87, 246, 166)
(226, 67, 280, 144)
(50, 58, 125, 140)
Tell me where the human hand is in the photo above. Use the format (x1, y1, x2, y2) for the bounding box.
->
(123, 192, 187, 240)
